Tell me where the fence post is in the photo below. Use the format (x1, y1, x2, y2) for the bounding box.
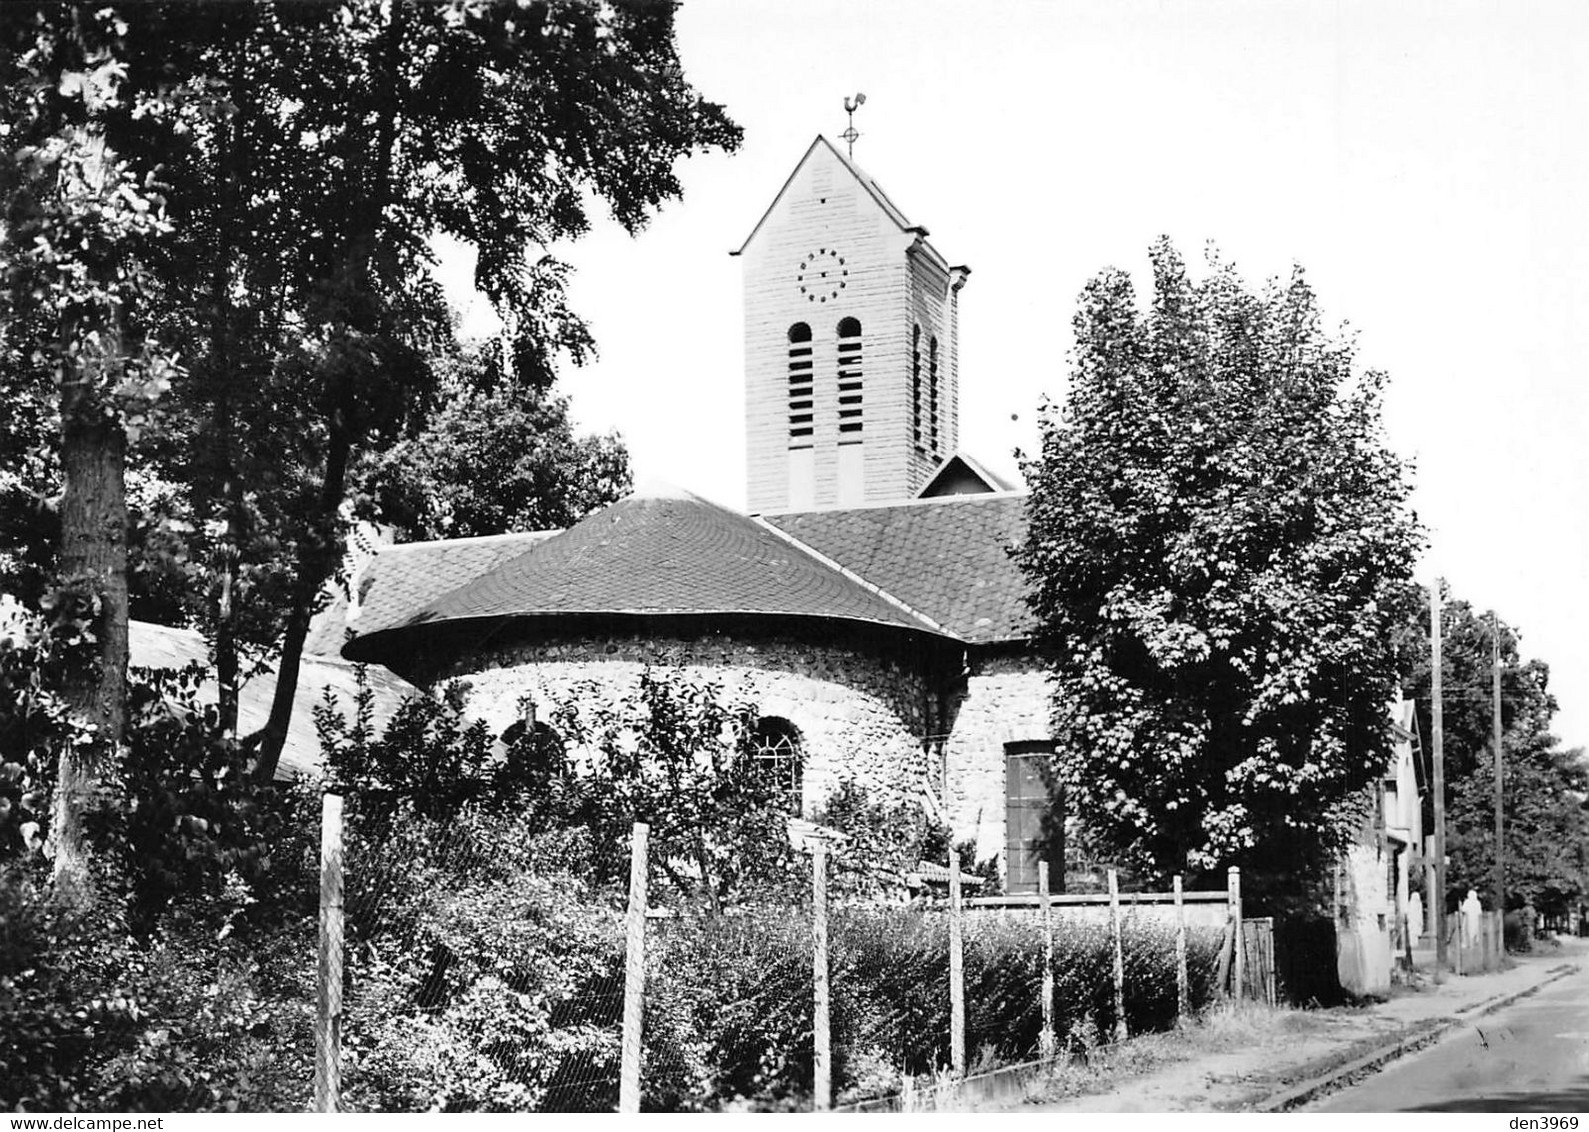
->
(948, 847, 966, 1077)
(314, 793, 344, 1114)
(619, 821, 649, 1114)
(1173, 875, 1189, 1023)
(1038, 860, 1055, 1061)
(1228, 866, 1244, 1004)
(813, 840, 831, 1111)
(1108, 868, 1127, 1043)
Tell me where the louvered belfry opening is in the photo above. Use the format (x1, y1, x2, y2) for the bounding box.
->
(912, 323, 923, 449)
(836, 317, 863, 436)
(787, 322, 814, 441)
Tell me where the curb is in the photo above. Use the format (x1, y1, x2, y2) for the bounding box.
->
(1252, 962, 1580, 1112)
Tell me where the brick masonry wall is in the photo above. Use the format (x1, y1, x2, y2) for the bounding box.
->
(431, 625, 935, 818)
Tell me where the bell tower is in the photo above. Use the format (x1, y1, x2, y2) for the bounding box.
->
(735, 136, 969, 513)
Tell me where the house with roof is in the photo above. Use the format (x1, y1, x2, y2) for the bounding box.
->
(1330, 697, 1429, 993)
(341, 135, 1063, 890)
(128, 619, 418, 780)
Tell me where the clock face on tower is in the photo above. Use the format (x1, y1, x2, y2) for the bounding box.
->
(796, 248, 848, 303)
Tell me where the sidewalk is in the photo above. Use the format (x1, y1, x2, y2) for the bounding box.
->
(1007, 936, 1586, 1112)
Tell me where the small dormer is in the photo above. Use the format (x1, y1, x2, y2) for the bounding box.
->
(916, 452, 1018, 499)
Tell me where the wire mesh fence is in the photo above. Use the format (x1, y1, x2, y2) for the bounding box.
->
(309, 800, 1265, 1112)
(329, 797, 631, 1112)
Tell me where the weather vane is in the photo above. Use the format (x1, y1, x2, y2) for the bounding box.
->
(841, 92, 866, 158)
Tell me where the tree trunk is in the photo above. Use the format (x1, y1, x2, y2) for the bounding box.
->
(253, 5, 404, 780)
(211, 22, 249, 741)
(252, 414, 352, 780)
(51, 328, 130, 893)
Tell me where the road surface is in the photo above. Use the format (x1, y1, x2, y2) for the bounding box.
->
(1309, 960, 1589, 1112)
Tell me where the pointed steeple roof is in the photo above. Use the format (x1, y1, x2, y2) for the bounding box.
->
(732, 135, 925, 257)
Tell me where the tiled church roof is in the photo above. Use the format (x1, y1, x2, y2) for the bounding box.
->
(764, 494, 1033, 644)
(342, 488, 1034, 663)
(351, 530, 557, 637)
(342, 485, 947, 661)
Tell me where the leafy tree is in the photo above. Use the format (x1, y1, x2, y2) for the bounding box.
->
(317, 667, 799, 915)
(1393, 586, 1589, 915)
(3, 2, 742, 827)
(810, 779, 996, 897)
(550, 671, 800, 915)
(316, 670, 574, 838)
(1017, 240, 1423, 897)
(1447, 733, 1589, 917)
(2, 5, 185, 886)
(1392, 586, 1557, 781)
(165, 0, 741, 779)
(354, 341, 631, 542)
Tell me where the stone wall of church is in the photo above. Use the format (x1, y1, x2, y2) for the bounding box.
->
(941, 650, 1053, 868)
(436, 626, 933, 817)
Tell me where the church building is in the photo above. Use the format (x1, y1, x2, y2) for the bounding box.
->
(342, 136, 1060, 891)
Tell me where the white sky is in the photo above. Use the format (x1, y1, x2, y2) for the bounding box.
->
(436, 0, 1589, 753)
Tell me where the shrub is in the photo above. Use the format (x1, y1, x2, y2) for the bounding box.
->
(640, 902, 1226, 1109)
(337, 809, 630, 1113)
(0, 859, 315, 1112)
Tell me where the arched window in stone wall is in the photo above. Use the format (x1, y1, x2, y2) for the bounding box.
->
(928, 334, 940, 455)
(500, 706, 565, 789)
(750, 716, 804, 815)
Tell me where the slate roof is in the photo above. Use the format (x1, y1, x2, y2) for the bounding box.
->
(129, 620, 420, 779)
(351, 530, 557, 636)
(763, 493, 1032, 644)
(343, 485, 945, 661)
(341, 485, 1034, 664)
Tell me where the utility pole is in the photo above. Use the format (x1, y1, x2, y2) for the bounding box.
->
(1431, 583, 1448, 971)
(1492, 610, 1505, 920)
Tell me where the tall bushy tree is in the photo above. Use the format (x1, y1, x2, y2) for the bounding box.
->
(137, 0, 741, 778)
(1392, 589, 1556, 781)
(1018, 240, 1423, 893)
(1394, 587, 1589, 914)
(1, 6, 185, 885)
(1447, 734, 1589, 916)
(354, 341, 631, 542)
(2, 1, 741, 855)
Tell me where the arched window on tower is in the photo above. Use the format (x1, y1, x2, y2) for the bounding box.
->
(750, 716, 804, 815)
(912, 323, 923, 449)
(787, 322, 814, 441)
(928, 335, 941, 455)
(836, 317, 863, 436)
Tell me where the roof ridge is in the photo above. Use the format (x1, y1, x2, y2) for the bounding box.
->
(749, 514, 955, 639)
(757, 489, 1028, 517)
(382, 528, 560, 553)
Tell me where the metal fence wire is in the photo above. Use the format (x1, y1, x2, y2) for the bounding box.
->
(311, 802, 1255, 1113)
(332, 799, 628, 1112)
